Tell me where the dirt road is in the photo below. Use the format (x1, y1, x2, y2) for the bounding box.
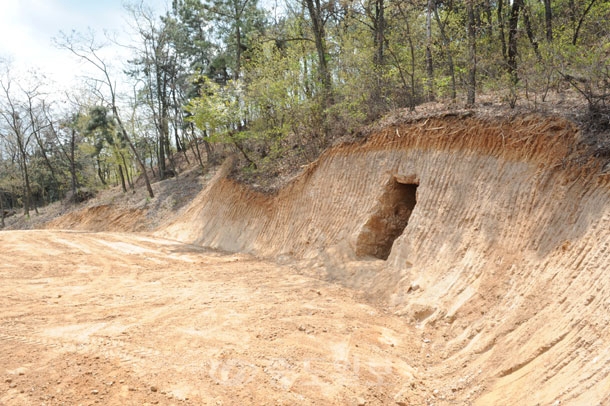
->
(0, 230, 428, 405)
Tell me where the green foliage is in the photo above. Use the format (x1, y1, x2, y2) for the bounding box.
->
(185, 76, 240, 141)
(4, 0, 610, 207)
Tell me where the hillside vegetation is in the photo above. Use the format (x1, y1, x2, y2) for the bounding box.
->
(2, 0, 610, 222)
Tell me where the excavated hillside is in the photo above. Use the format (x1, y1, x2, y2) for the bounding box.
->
(3, 111, 610, 405)
(158, 112, 610, 404)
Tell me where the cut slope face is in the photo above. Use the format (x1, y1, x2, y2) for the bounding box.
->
(160, 113, 610, 404)
(355, 178, 417, 260)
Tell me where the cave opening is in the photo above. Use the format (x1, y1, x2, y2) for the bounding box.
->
(356, 178, 418, 260)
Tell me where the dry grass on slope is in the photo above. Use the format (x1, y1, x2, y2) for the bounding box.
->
(4, 166, 216, 233)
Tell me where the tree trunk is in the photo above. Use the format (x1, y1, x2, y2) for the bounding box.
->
(32, 129, 60, 194)
(17, 143, 32, 217)
(425, 0, 435, 102)
(466, 0, 477, 106)
(390, 2, 417, 111)
(434, 5, 456, 101)
(235, 19, 242, 80)
(97, 158, 107, 186)
(23, 162, 34, 216)
(523, 5, 541, 61)
(373, 0, 385, 66)
(188, 124, 205, 170)
(498, 0, 508, 63)
(118, 164, 128, 193)
(113, 108, 155, 198)
(507, 0, 523, 83)
(120, 153, 134, 190)
(543, 0, 553, 42)
(304, 0, 333, 107)
(70, 127, 78, 203)
(158, 134, 166, 179)
(0, 190, 5, 228)
(148, 143, 157, 178)
(573, 0, 597, 46)
(203, 129, 214, 164)
(370, 0, 386, 118)
(484, 0, 493, 37)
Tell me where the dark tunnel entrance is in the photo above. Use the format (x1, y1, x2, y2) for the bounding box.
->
(355, 178, 418, 260)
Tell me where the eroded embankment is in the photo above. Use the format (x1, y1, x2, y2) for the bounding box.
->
(160, 113, 610, 404)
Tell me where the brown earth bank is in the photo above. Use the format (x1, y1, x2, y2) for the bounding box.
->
(2, 112, 610, 404)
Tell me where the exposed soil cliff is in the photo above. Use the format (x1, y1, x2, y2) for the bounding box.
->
(157, 112, 610, 404)
(10, 111, 610, 404)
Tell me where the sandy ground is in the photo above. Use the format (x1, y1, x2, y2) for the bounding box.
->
(0, 230, 431, 405)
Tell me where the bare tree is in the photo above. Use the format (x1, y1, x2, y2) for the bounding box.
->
(55, 31, 155, 198)
(0, 69, 39, 216)
(125, 3, 176, 179)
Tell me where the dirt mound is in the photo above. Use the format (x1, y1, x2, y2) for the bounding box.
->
(18, 166, 212, 233)
(158, 113, 610, 404)
(45, 205, 147, 232)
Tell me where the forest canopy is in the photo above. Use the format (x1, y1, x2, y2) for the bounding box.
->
(1, 0, 609, 222)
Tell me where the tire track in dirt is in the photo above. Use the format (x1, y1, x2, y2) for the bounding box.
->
(0, 230, 427, 405)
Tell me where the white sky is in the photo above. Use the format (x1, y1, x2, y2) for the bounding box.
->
(0, 0, 168, 93)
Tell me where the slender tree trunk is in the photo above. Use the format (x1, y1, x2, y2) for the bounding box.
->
(188, 124, 204, 170)
(148, 143, 157, 178)
(112, 108, 154, 198)
(508, 0, 523, 83)
(232, 136, 257, 168)
(373, 0, 385, 66)
(370, 0, 386, 118)
(0, 191, 5, 228)
(157, 114, 167, 179)
(425, 0, 435, 102)
(543, 0, 553, 42)
(390, 3, 417, 111)
(120, 153, 134, 190)
(96, 158, 107, 186)
(23, 163, 34, 216)
(202, 129, 214, 164)
(466, 0, 477, 106)
(118, 165, 128, 193)
(304, 0, 333, 107)
(498, 0, 508, 63)
(32, 130, 59, 191)
(302, 54, 311, 98)
(171, 88, 186, 156)
(235, 19, 242, 80)
(159, 137, 166, 178)
(573, 0, 597, 46)
(70, 127, 78, 202)
(17, 143, 32, 217)
(484, 0, 493, 36)
(434, 5, 456, 101)
(523, 5, 541, 61)
(507, 0, 523, 107)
